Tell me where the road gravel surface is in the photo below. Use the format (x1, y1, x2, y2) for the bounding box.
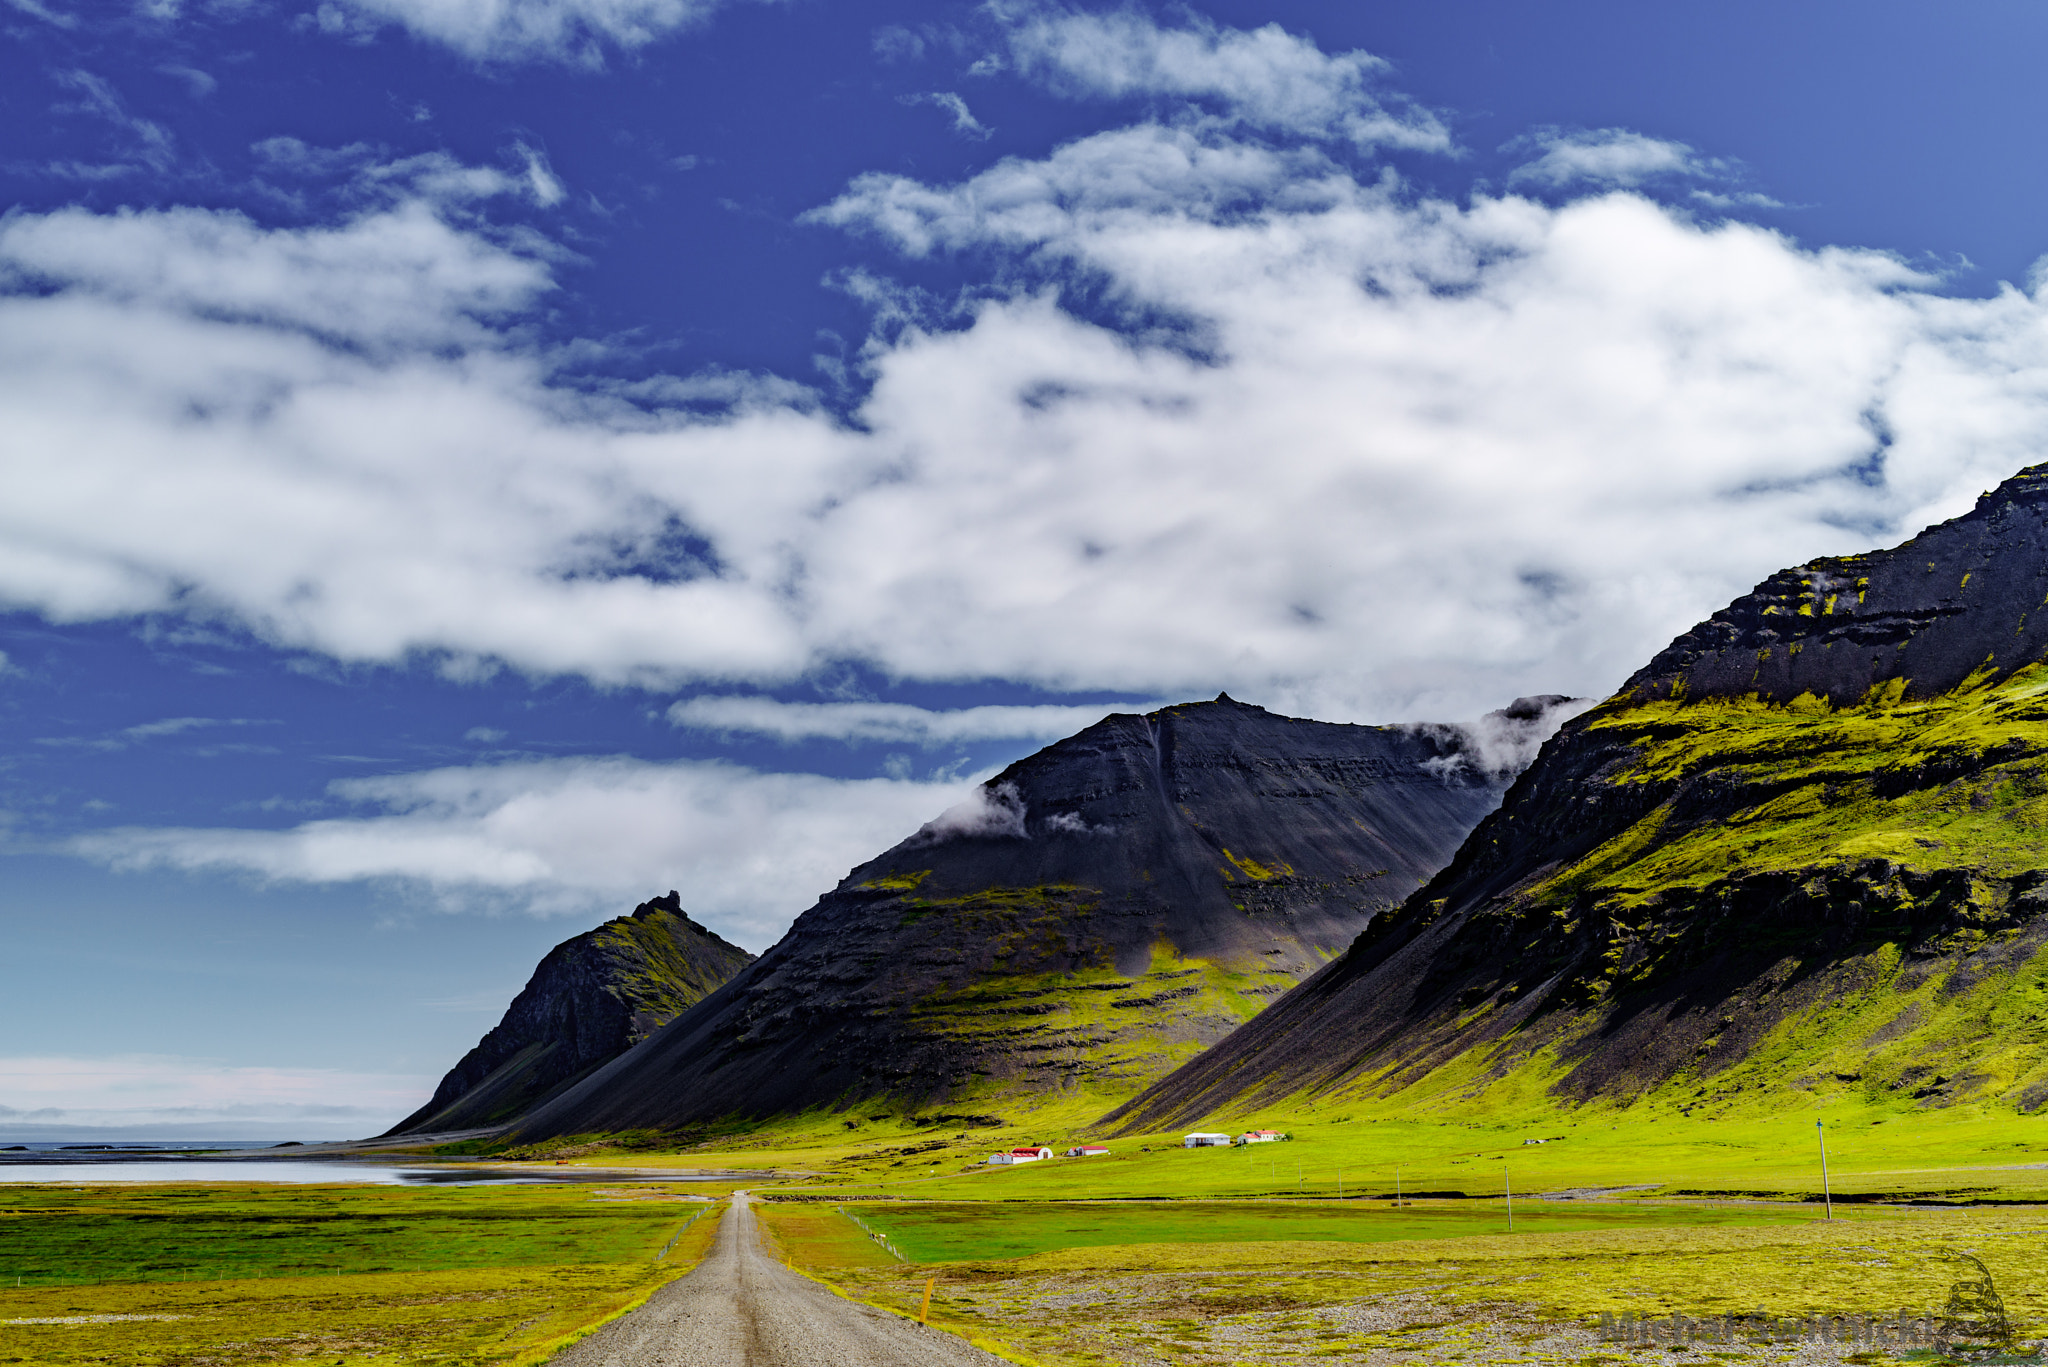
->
(551, 1193, 1012, 1367)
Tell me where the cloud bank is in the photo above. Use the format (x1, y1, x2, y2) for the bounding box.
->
(1002, 6, 1451, 151)
(6, 15, 2048, 732)
(0, 1054, 431, 1137)
(322, 0, 730, 63)
(67, 758, 978, 945)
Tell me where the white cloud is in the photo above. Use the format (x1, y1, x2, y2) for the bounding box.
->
(1003, 6, 1451, 152)
(906, 780, 1027, 845)
(516, 142, 566, 205)
(67, 757, 978, 946)
(809, 124, 1319, 256)
(52, 69, 176, 175)
(0, 201, 549, 346)
(871, 24, 925, 63)
(904, 91, 994, 141)
(157, 63, 218, 99)
(251, 139, 562, 211)
(4, 0, 79, 27)
(667, 696, 1149, 746)
(1506, 126, 1751, 195)
(1414, 694, 1596, 783)
(36, 716, 270, 752)
(0, 1054, 430, 1135)
(6, 13, 2048, 746)
(328, 0, 730, 62)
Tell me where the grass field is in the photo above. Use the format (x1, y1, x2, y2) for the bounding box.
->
(799, 1207, 2048, 1366)
(0, 1183, 724, 1366)
(753, 1202, 907, 1271)
(351, 1093, 2048, 1364)
(838, 1197, 1882, 1263)
(690, 1101, 2048, 1211)
(508, 1075, 2048, 1214)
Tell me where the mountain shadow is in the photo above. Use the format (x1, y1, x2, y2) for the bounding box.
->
(1106, 463, 2048, 1133)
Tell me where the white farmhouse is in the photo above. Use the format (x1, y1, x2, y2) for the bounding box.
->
(1182, 1132, 1233, 1148)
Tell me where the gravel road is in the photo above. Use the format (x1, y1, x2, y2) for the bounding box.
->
(550, 1194, 1012, 1367)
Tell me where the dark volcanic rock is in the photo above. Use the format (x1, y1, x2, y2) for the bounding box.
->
(1105, 464, 2048, 1133)
(514, 695, 1567, 1139)
(387, 892, 753, 1135)
(1635, 463, 2048, 706)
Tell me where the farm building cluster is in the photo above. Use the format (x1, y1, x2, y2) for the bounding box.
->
(1183, 1130, 1284, 1147)
(984, 1144, 1112, 1164)
(983, 1132, 1282, 1164)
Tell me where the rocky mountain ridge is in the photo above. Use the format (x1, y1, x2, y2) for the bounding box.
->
(510, 694, 1574, 1140)
(387, 892, 753, 1135)
(1106, 464, 2048, 1133)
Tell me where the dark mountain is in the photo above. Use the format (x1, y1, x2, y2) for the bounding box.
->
(1105, 464, 2048, 1133)
(387, 892, 753, 1135)
(513, 695, 1574, 1139)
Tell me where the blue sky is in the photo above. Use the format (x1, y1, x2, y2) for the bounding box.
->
(6, 0, 2048, 1139)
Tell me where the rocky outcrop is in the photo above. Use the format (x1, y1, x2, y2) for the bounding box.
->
(1106, 464, 2048, 1133)
(512, 695, 1573, 1139)
(386, 893, 753, 1135)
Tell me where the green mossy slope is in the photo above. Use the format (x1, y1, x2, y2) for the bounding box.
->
(1106, 463, 2048, 1134)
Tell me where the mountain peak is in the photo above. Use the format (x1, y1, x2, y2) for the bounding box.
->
(513, 696, 1547, 1140)
(386, 893, 753, 1136)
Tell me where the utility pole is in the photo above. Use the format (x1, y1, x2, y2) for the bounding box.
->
(1506, 1165, 1513, 1232)
(1817, 1120, 1833, 1221)
(1395, 1164, 1401, 1208)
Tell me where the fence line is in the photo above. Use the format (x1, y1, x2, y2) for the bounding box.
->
(656, 1205, 713, 1262)
(837, 1205, 910, 1262)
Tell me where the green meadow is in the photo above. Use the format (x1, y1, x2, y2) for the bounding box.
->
(713, 1097, 2048, 1362)
(0, 1182, 724, 1367)
(806, 1208, 2048, 1367)
(699, 1098, 2048, 1210)
(0, 1181, 715, 1285)
(838, 1197, 1874, 1263)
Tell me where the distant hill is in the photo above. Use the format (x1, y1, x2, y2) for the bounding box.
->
(512, 695, 1570, 1139)
(1105, 464, 2048, 1134)
(386, 892, 753, 1135)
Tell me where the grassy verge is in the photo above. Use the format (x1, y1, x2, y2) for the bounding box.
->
(0, 1183, 723, 1366)
(797, 1207, 2048, 1366)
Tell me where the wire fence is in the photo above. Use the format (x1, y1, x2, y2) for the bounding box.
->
(837, 1205, 910, 1262)
(656, 1205, 714, 1262)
